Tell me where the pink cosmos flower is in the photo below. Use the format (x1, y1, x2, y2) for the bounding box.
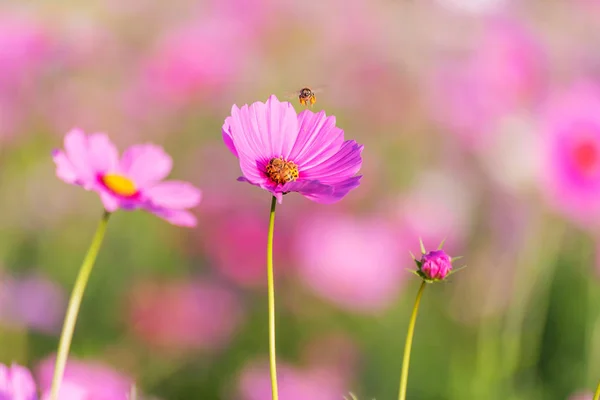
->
(52, 128, 201, 226)
(539, 82, 600, 225)
(127, 280, 243, 352)
(36, 356, 133, 400)
(0, 363, 37, 400)
(295, 212, 406, 313)
(222, 95, 363, 203)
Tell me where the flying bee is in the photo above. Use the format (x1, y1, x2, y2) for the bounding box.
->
(286, 86, 324, 107)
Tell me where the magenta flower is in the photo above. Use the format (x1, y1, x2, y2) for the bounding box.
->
(0, 363, 37, 400)
(52, 128, 201, 226)
(420, 250, 453, 281)
(540, 82, 600, 225)
(412, 241, 462, 282)
(222, 95, 363, 203)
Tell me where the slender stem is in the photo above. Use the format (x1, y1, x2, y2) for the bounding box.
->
(49, 211, 111, 400)
(398, 280, 427, 400)
(594, 381, 600, 400)
(266, 196, 279, 400)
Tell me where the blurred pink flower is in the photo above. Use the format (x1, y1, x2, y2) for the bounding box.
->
(127, 280, 242, 352)
(36, 356, 133, 400)
(128, 13, 255, 113)
(295, 213, 406, 313)
(428, 18, 546, 148)
(0, 273, 65, 334)
(0, 363, 37, 400)
(223, 95, 363, 204)
(201, 210, 292, 287)
(0, 14, 57, 140)
(53, 128, 202, 226)
(539, 81, 600, 225)
(237, 360, 347, 400)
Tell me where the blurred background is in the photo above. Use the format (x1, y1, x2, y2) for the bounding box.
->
(1, 0, 600, 399)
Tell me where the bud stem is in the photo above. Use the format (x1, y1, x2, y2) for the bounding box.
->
(398, 280, 427, 400)
(593, 380, 600, 400)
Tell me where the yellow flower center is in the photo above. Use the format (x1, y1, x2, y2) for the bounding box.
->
(102, 174, 138, 197)
(265, 157, 299, 185)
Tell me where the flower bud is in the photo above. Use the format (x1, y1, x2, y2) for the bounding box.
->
(420, 250, 453, 281)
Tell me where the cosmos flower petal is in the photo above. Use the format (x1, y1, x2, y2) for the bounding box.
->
(0, 363, 38, 400)
(146, 181, 202, 209)
(290, 110, 344, 167)
(87, 133, 119, 174)
(301, 141, 364, 183)
(222, 116, 239, 157)
(225, 95, 298, 161)
(119, 144, 173, 188)
(283, 180, 334, 198)
(52, 149, 78, 184)
(100, 191, 120, 212)
(63, 128, 95, 184)
(150, 208, 197, 227)
(299, 176, 362, 204)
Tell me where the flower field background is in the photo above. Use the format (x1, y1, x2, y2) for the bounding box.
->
(1, 0, 600, 399)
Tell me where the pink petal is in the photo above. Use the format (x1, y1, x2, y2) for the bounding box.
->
(222, 117, 239, 157)
(119, 144, 172, 188)
(52, 149, 78, 184)
(87, 133, 119, 174)
(100, 191, 120, 212)
(290, 110, 344, 168)
(150, 208, 197, 227)
(300, 176, 362, 204)
(63, 128, 95, 185)
(0, 364, 37, 400)
(145, 181, 202, 210)
(225, 95, 298, 162)
(301, 141, 363, 184)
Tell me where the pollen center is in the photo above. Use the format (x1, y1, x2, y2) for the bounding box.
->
(572, 139, 600, 175)
(102, 173, 138, 197)
(265, 157, 299, 185)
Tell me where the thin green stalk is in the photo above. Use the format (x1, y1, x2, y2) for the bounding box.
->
(398, 280, 427, 400)
(594, 381, 600, 400)
(266, 196, 279, 400)
(49, 211, 111, 400)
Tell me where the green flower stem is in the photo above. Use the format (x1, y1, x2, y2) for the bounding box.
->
(266, 196, 279, 400)
(49, 211, 111, 400)
(398, 280, 427, 400)
(594, 381, 600, 400)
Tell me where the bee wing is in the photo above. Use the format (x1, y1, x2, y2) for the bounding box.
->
(284, 90, 301, 99)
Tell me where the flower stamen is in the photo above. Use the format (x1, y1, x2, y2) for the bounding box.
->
(265, 157, 299, 185)
(102, 174, 138, 197)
